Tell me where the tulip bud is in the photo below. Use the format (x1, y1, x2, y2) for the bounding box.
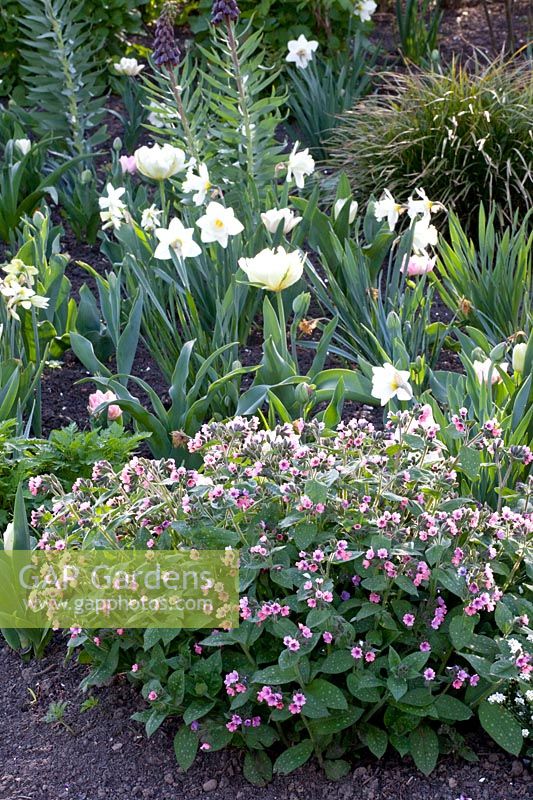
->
(489, 342, 506, 362)
(80, 169, 92, 184)
(295, 382, 315, 405)
(113, 136, 123, 152)
(512, 342, 526, 374)
(471, 347, 486, 363)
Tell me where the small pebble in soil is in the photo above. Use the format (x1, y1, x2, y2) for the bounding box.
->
(202, 778, 218, 792)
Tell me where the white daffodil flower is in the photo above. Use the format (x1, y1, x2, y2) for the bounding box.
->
(371, 362, 413, 405)
(182, 163, 212, 206)
(238, 247, 305, 292)
(412, 216, 439, 254)
(14, 138, 31, 156)
(374, 189, 404, 231)
(407, 187, 444, 221)
(196, 202, 244, 248)
(354, 0, 377, 23)
(98, 184, 127, 230)
(286, 35, 319, 69)
(140, 205, 163, 232)
(286, 142, 315, 189)
(154, 217, 202, 260)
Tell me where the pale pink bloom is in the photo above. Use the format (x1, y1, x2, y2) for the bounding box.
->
(401, 252, 435, 276)
(88, 390, 122, 421)
(119, 155, 137, 174)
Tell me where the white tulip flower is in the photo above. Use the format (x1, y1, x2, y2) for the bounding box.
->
(134, 143, 187, 181)
(286, 35, 319, 70)
(371, 363, 413, 405)
(354, 0, 377, 23)
(196, 202, 244, 248)
(14, 138, 31, 156)
(182, 163, 212, 206)
(260, 208, 302, 234)
(473, 358, 508, 385)
(412, 216, 438, 254)
(238, 247, 305, 292)
(333, 198, 358, 223)
(154, 217, 201, 260)
(114, 57, 144, 77)
(374, 189, 404, 231)
(512, 343, 527, 374)
(286, 142, 315, 189)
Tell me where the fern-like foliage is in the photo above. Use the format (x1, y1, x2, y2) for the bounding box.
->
(18, 0, 108, 155)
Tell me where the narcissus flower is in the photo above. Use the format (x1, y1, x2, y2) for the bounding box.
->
(473, 358, 508, 385)
(134, 143, 187, 180)
(154, 217, 201, 260)
(140, 205, 162, 232)
(407, 187, 444, 221)
(114, 57, 144, 76)
(354, 0, 377, 22)
(238, 247, 304, 292)
(286, 35, 318, 70)
(98, 183, 128, 230)
(286, 143, 315, 189)
(196, 202, 244, 248)
(260, 207, 301, 234)
(371, 363, 413, 405)
(182, 163, 212, 206)
(412, 217, 439, 254)
(374, 189, 404, 231)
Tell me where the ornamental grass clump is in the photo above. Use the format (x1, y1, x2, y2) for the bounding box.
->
(33, 413, 533, 781)
(331, 58, 533, 227)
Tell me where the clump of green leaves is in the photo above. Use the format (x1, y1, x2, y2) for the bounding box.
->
(331, 57, 533, 228)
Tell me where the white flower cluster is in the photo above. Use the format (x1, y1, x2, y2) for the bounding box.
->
(374, 187, 444, 276)
(0, 258, 49, 320)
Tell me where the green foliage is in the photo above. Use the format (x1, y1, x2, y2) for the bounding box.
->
(331, 58, 533, 228)
(17, 0, 109, 155)
(191, 0, 360, 52)
(0, 0, 146, 99)
(395, 0, 442, 65)
(436, 206, 532, 343)
(36, 418, 533, 777)
(286, 35, 374, 159)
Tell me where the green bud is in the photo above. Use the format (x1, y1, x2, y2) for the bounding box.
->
(292, 292, 310, 319)
(112, 136, 123, 152)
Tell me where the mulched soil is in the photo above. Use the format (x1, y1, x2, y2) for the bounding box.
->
(0, 639, 530, 800)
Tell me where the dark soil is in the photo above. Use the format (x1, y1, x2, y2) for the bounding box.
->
(0, 639, 530, 800)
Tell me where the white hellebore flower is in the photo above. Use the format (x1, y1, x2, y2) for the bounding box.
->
(196, 202, 244, 248)
(412, 216, 438, 254)
(371, 362, 413, 405)
(140, 205, 162, 232)
(238, 247, 304, 292)
(286, 35, 318, 70)
(98, 183, 127, 230)
(260, 208, 301, 234)
(333, 198, 358, 223)
(154, 217, 201, 260)
(114, 57, 144, 76)
(14, 138, 31, 156)
(407, 187, 444, 221)
(473, 358, 508, 385)
(286, 143, 315, 189)
(374, 189, 404, 231)
(182, 163, 211, 206)
(354, 0, 377, 23)
(134, 143, 187, 181)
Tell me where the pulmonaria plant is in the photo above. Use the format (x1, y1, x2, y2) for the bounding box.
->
(33, 415, 532, 780)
